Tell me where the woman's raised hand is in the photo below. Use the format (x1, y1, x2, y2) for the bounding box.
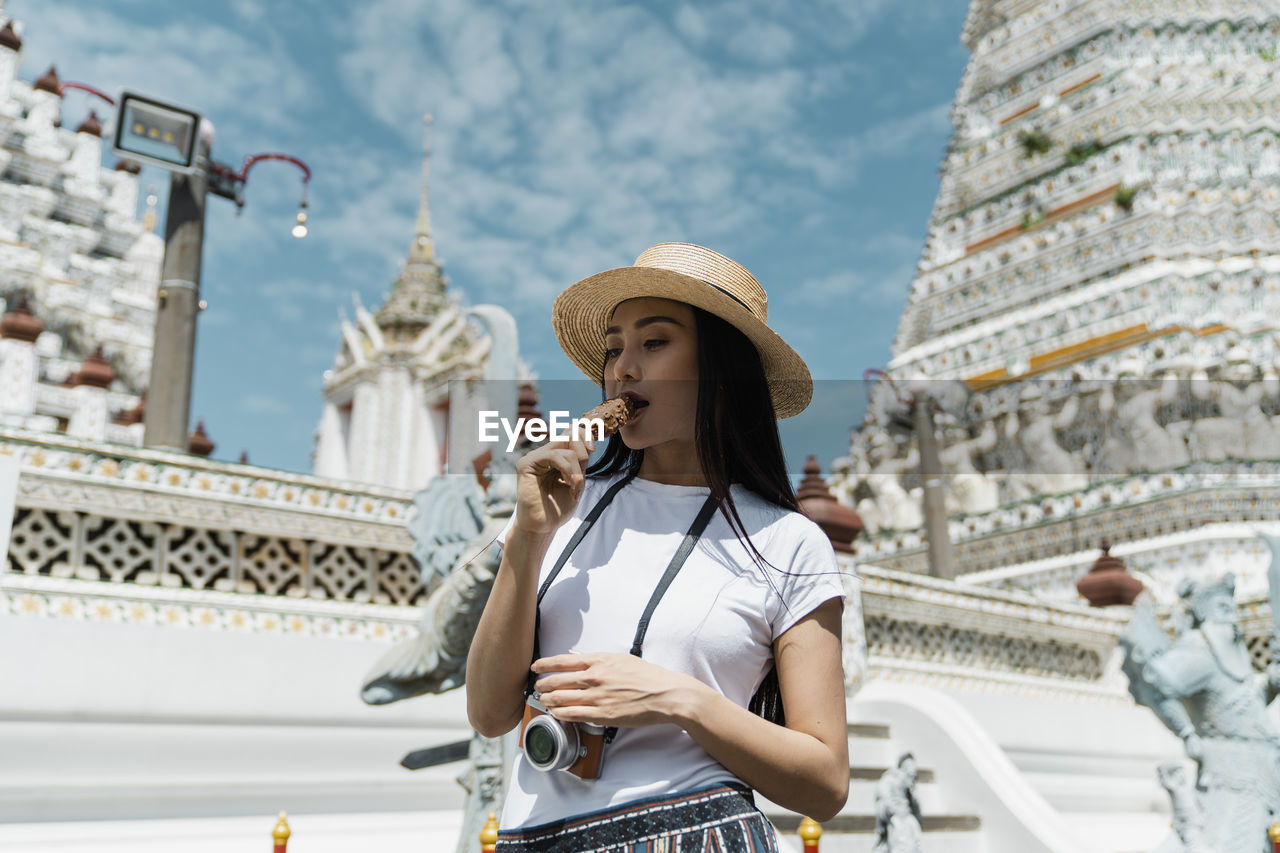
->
(513, 435, 595, 535)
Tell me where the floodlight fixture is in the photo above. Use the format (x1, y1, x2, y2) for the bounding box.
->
(112, 91, 200, 172)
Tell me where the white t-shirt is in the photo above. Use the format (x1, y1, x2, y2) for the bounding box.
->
(493, 470, 847, 828)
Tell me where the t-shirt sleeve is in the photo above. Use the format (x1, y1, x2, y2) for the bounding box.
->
(768, 517, 848, 639)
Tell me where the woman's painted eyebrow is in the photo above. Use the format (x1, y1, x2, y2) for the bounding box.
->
(604, 315, 684, 336)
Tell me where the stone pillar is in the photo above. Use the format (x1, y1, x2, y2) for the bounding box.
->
(67, 384, 108, 439)
(0, 21, 22, 103)
(0, 296, 42, 417)
(346, 381, 380, 482)
(105, 161, 141, 220)
(67, 347, 114, 440)
(65, 114, 103, 186)
(312, 400, 348, 480)
(0, 336, 37, 417)
(379, 365, 413, 490)
(25, 67, 61, 145)
(412, 382, 442, 487)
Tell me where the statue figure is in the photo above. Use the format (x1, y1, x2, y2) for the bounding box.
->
(455, 729, 515, 853)
(938, 417, 999, 514)
(359, 455, 519, 853)
(1185, 375, 1269, 463)
(1008, 386, 1087, 499)
(862, 428, 923, 533)
(841, 571, 869, 696)
(1099, 379, 1189, 475)
(1153, 762, 1212, 853)
(360, 464, 513, 703)
(873, 753, 923, 853)
(1119, 542, 1280, 853)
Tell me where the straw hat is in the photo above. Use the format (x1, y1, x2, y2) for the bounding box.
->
(552, 242, 813, 418)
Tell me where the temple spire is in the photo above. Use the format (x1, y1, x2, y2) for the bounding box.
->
(411, 113, 434, 264)
(375, 112, 447, 333)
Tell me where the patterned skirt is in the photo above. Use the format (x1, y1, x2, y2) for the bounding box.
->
(495, 783, 781, 853)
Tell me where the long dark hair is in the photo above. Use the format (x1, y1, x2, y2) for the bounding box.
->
(584, 305, 798, 568)
(585, 304, 799, 723)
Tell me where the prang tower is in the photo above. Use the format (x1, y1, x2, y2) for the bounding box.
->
(834, 0, 1280, 601)
(894, 0, 1280, 385)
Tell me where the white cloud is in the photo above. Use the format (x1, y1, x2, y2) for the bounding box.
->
(768, 100, 953, 189)
(13, 3, 312, 136)
(725, 21, 796, 65)
(673, 6, 708, 43)
(796, 231, 924, 307)
(324, 0, 862, 324)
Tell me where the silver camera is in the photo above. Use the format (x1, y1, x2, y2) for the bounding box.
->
(519, 695, 607, 779)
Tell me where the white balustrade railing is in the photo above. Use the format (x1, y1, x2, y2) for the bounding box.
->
(1, 427, 424, 607)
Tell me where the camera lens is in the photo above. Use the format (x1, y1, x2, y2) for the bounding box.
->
(526, 723, 557, 766)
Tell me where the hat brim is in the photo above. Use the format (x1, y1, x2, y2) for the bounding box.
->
(552, 266, 813, 418)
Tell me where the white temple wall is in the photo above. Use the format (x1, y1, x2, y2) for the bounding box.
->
(0, 611, 471, 824)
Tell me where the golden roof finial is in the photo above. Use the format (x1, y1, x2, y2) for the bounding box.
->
(411, 113, 434, 263)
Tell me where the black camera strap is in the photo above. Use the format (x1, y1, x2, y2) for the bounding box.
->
(525, 473, 719, 743)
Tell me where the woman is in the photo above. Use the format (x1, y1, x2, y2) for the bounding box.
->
(467, 243, 849, 851)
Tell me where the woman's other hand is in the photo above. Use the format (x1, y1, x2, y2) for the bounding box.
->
(532, 652, 706, 728)
(514, 435, 595, 536)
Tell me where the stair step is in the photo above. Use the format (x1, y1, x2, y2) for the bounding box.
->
(762, 782, 948, 818)
(771, 814, 982, 834)
(849, 766, 935, 783)
(847, 723, 890, 739)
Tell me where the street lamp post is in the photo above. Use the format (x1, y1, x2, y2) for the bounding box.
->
(144, 125, 211, 450)
(106, 91, 311, 452)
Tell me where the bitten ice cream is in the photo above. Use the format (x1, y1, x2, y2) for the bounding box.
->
(578, 395, 638, 436)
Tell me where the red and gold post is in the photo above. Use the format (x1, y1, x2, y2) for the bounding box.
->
(1269, 820, 1280, 853)
(480, 811, 499, 852)
(798, 816, 821, 853)
(272, 811, 291, 853)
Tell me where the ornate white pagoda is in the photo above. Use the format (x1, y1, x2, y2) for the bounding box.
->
(312, 121, 494, 491)
(835, 0, 1280, 600)
(825, 3, 1280, 850)
(0, 20, 159, 448)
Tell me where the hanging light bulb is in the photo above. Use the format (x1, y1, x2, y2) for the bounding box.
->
(291, 197, 308, 239)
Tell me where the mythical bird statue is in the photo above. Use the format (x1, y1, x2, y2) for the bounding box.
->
(360, 458, 516, 704)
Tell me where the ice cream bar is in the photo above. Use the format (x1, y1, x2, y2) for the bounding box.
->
(580, 396, 637, 435)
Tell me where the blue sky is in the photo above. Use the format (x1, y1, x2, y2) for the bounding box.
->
(12, 0, 970, 478)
